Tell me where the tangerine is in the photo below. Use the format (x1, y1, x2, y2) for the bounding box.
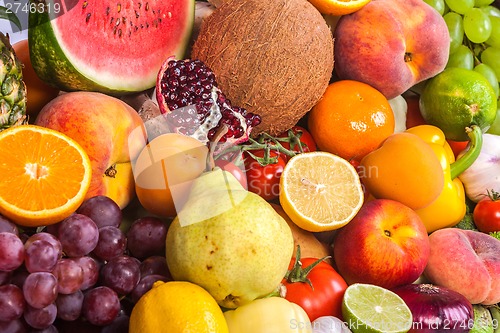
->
(308, 80, 395, 162)
(134, 133, 208, 217)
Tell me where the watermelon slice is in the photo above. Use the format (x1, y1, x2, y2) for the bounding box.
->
(28, 0, 194, 95)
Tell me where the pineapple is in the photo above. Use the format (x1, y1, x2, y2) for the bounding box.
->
(0, 32, 27, 131)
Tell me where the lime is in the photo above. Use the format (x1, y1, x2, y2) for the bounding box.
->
(419, 67, 497, 141)
(342, 283, 413, 333)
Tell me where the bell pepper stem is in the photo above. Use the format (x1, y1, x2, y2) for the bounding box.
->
(450, 125, 483, 180)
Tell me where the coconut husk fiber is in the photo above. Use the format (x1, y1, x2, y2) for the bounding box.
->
(191, 0, 334, 136)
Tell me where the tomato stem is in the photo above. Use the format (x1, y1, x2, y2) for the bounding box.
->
(486, 189, 500, 201)
(215, 129, 306, 166)
(284, 245, 331, 290)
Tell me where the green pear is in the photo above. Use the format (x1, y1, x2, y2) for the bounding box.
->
(165, 168, 294, 309)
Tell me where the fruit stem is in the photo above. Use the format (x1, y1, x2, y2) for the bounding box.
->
(215, 130, 303, 166)
(450, 125, 483, 180)
(284, 245, 331, 290)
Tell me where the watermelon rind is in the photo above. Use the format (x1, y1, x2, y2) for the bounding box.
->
(28, 0, 195, 96)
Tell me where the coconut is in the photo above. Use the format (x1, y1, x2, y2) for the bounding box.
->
(191, 0, 334, 136)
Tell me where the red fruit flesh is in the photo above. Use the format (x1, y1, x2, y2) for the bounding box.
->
(156, 58, 261, 151)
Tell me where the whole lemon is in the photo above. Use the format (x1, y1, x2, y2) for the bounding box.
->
(129, 281, 229, 333)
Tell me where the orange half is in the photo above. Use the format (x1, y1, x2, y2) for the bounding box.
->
(0, 125, 92, 227)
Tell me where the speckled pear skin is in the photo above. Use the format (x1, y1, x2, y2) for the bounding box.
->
(165, 168, 294, 309)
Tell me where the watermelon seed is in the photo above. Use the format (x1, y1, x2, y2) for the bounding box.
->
(85, 13, 91, 23)
(106, 7, 110, 15)
(115, 18, 120, 26)
(82, 1, 88, 9)
(117, 3, 121, 13)
(135, 10, 139, 19)
(118, 29, 122, 37)
(145, 2, 149, 11)
(138, 2, 142, 9)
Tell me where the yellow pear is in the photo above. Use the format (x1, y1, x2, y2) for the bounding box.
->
(165, 168, 294, 308)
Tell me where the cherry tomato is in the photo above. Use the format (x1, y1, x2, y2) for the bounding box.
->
(282, 250, 348, 322)
(214, 159, 247, 189)
(404, 92, 427, 129)
(473, 190, 500, 233)
(447, 140, 469, 160)
(244, 149, 285, 201)
(277, 126, 317, 161)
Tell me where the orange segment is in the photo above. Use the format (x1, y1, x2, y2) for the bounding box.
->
(0, 125, 92, 227)
(279, 151, 364, 232)
(309, 0, 372, 16)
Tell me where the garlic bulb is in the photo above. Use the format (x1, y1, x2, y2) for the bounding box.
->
(458, 133, 500, 202)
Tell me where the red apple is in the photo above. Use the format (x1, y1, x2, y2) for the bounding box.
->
(333, 199, 430, 289)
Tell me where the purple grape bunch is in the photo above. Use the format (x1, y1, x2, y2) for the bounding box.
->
(0, 195, 173, 331)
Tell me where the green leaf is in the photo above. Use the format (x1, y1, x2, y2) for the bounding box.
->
(0, 6, 22, 31)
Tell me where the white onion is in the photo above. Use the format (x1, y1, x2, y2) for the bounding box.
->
(458, 133, 500, 202)
(311, 316, 352, 333)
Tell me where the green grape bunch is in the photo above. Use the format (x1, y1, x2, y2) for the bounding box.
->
(425, 0, 500, 102)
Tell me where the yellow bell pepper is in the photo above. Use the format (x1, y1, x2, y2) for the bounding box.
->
(405, 125, 482, 233)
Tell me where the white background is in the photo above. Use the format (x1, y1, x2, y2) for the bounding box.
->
(1, 0, 30, 43)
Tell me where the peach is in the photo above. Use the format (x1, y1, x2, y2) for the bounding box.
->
(333, 0, 450, 100)
(35, 92, 146, 209)
(424, 228, 500, 305)
(333, 199, 430, 289)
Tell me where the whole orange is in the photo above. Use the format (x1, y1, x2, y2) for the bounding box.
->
(308, 80, 395, 162)
(12, 39, 60, 120)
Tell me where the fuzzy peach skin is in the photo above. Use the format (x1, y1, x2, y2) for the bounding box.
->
(333, 199, 430, 289)
(333, 0, 450, 100)
(35, 92, 146, 209)
(424, 228, 500, 305)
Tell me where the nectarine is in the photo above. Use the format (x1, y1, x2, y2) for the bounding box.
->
(35, 92, 146, 209)
(333, 0, 450, 99)
(333, 199, 430, 289)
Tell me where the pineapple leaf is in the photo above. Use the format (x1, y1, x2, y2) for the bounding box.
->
(0, 6, 22, 31)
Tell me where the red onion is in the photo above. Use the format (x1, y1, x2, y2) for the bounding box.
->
(391, 283, 474, 333)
